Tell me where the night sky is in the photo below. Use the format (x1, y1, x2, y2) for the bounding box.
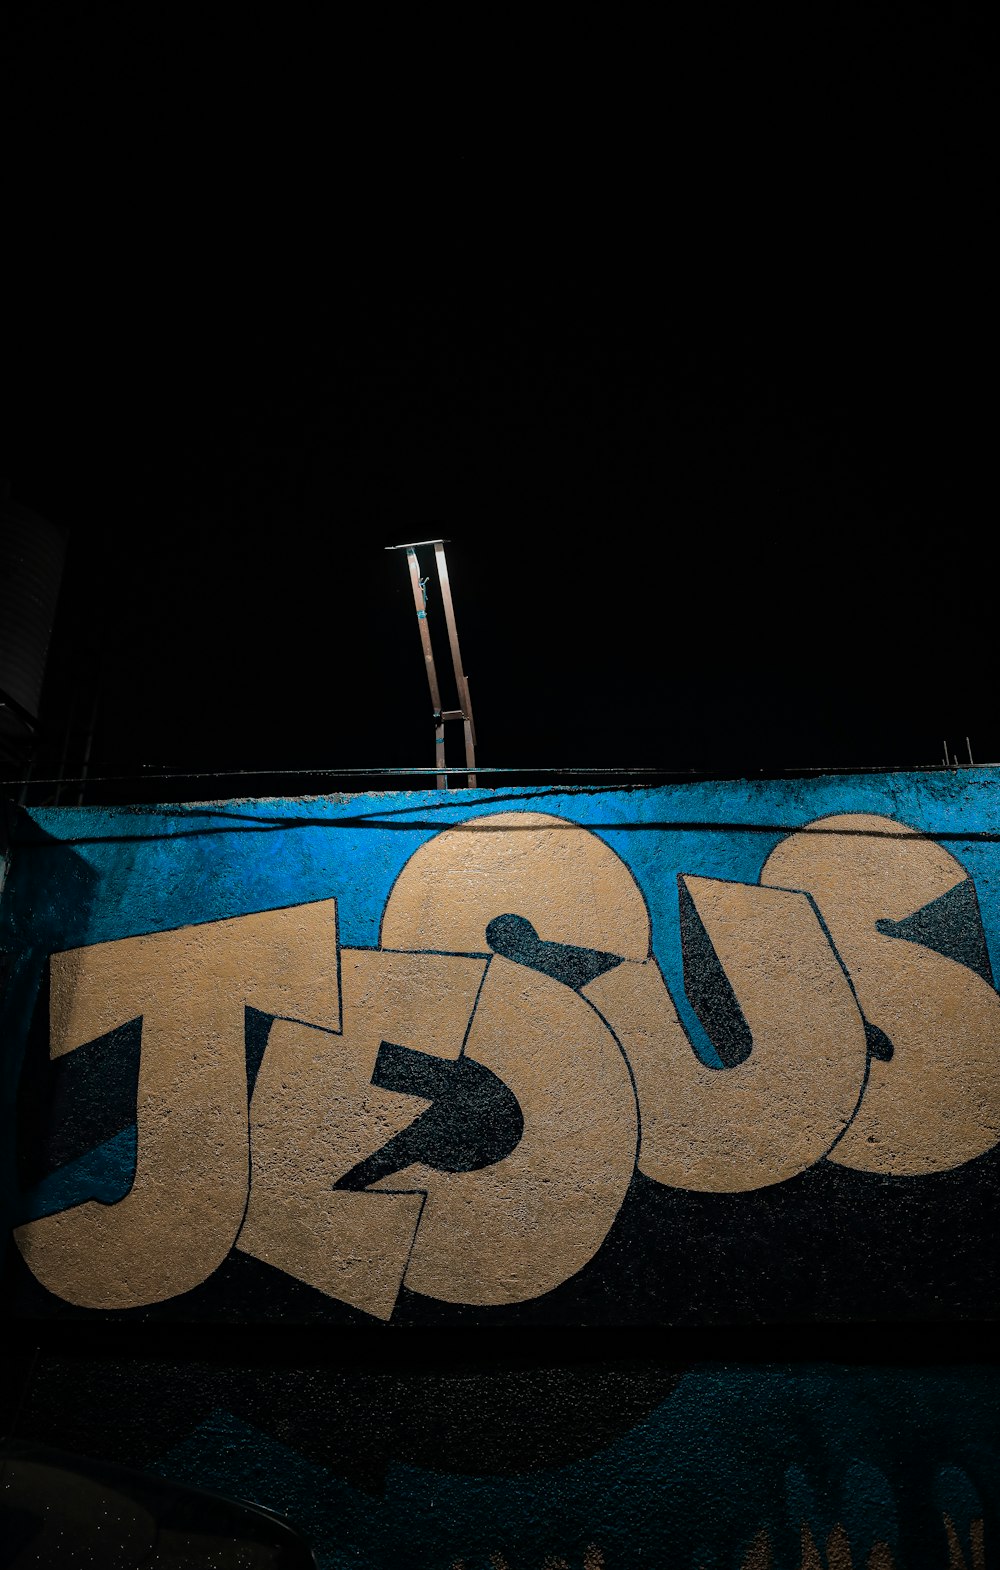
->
(4, 6, 992, 805)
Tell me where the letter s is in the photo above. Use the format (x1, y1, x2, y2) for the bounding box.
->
(761, 814, 1000, 1175)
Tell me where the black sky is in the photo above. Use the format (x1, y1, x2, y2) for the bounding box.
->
(3, 6, 993, 804)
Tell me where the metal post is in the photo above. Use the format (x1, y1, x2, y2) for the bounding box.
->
(402, 546, 446, 789)
(434, 542, 476, 786)
(388, 539, 478, 789)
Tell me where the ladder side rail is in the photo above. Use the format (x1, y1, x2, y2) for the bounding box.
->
(433, 542, 477, 783)
(404, 546, 447, 788)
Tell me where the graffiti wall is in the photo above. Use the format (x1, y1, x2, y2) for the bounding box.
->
(2, 773, 999, 1566)
(3, 774, 1000, 1325)
(6, 1355, 997, 1570)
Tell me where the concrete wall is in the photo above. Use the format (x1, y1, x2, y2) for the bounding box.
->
(2, 774, 999, 1565)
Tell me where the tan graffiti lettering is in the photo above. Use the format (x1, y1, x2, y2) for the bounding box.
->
(384, 955, 637, 1306)
(378, 810, 651, 961)
(761, 814, 1000, 1175)
(584, 878, 868, 1191)
(239, 942, 637, 1315)
(237, 813, 643, 1315)
(236, 947, 485, 1320)
(15, 901, 339, 1308)
(372, 810, 641, 1304)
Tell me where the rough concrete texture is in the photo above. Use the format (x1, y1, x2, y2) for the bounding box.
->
(1, 775, 999, 1565)
(3, 775, 1000, 1322)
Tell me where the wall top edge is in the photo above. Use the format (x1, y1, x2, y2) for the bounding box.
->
(3, 764, 999, 818)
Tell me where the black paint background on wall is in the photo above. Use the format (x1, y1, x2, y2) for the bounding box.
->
(678, 881, 754, 1068)
(5, 1355, 688, 1489)
(6, 1145, 999, 1330)
(334, 1039, 525, 1188)
(16, 1007, 141, 1186)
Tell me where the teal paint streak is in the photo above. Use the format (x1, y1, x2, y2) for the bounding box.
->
(3, 772, 999, 1048)
(0, 776, 993, 942)
(4, 775, 999, 953)
(14, 1124, 136, 1223)
(149, 1366, 1000, 1570)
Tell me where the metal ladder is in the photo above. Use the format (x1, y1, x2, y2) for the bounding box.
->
(387, 539, 477, 788)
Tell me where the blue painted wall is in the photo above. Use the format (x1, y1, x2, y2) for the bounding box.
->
(2, 773, 999, 1566)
